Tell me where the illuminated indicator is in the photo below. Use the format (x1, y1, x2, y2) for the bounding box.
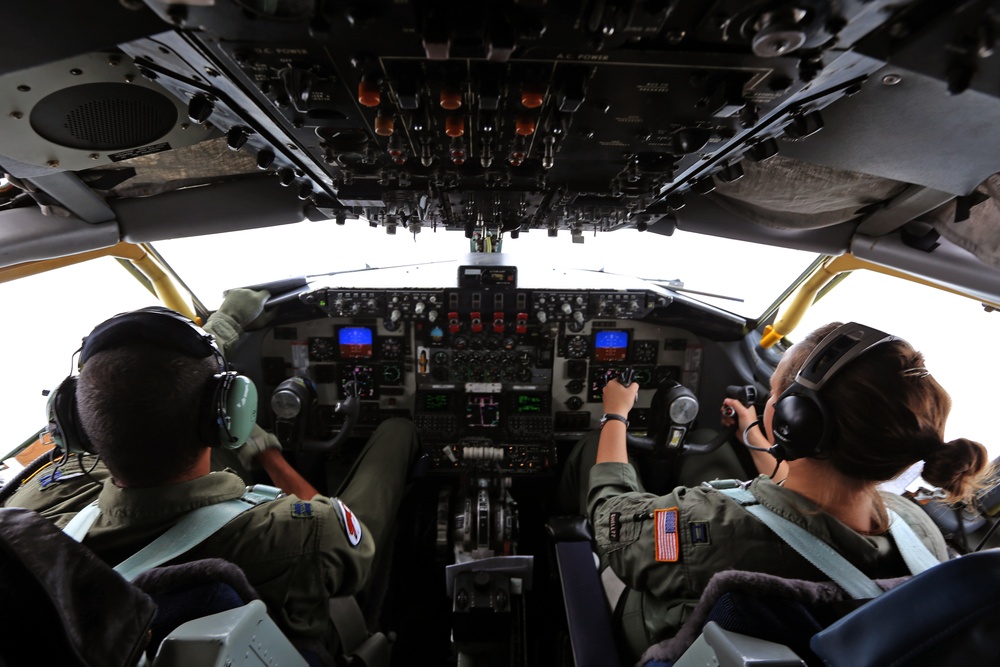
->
(466, 393, 501, 427)
(339, 327, 373, 359)
(593, 330, 629, 362)
(516, 394, 542, 413)
(423, 392, 452, 411)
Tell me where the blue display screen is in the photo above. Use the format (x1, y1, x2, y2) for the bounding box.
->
(339, 326, 374, 358)
(593, 330, 629, 361)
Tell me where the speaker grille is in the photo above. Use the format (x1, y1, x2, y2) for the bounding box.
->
(30, 83, 178, 151)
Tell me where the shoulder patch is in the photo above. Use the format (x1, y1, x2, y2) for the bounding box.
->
(291, 501, 313, 518)
(335, 499, 363, 547)
(689, 521, 711, 545)
(654, 508, 680, 562)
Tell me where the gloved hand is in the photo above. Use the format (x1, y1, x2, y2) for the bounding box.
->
(203, 288, 272, 357)
(236, 424, 282, 471)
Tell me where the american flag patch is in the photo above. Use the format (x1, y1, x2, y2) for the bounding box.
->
(655, 508, 680, 562)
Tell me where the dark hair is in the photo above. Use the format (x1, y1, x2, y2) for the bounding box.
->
(76, 342, 219, 487)
(784, 323, 991, 504)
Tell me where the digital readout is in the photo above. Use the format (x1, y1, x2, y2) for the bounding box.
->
(514, 394, 543, 413)
(466, 393, 501, 427)
(423, 392, 452, 412)
(593, 330, 629, 362)
(339, 326, 373, 359)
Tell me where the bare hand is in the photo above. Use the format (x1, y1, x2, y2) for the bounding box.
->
(602, 378, 639, 416)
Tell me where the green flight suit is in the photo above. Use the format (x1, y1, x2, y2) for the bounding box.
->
(4, 417, 420, 658)
(559, 430, 949, 661)
(587, 461, 949, 660)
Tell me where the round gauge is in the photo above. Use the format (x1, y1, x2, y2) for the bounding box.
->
(517, 350, 534, 366)
(566, 335, 589, 359)
(632, 341, 658, 364)
(381, 363, 402, 385)
(516, 367, 533, 382)
(565, 396, 583, 411)
(429, 326, 445, 344)
(565, 379, 585, 394)
(452, 335, 468, 350)
(308, 336, 336, 361)
(633, 369, 654, 385)
(669, 395, 699, 425)
(270, 389, 302, 419)
(502, 337, 517, 351)
(432, 351, 450, 365)
(485, 335, 502, 350)
(380, 337, 403, 360)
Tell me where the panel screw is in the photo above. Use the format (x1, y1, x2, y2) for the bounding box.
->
(881, 73, 902, 86)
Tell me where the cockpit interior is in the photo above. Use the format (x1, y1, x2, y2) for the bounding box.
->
(3, 1, 1000, 665)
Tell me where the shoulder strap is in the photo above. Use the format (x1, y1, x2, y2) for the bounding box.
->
(61, 484, 283, 581)
(886, 509, 939, 575)
(62, 500, 101, 542)
(718, 487, 883, 600)
(115, 484, 283, 581)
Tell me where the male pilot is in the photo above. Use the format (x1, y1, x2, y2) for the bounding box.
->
(3, 292, 420, 662)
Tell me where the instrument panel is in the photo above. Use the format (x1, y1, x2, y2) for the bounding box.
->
(254, 282, 703, 475)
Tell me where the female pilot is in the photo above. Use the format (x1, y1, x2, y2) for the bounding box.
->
(588, 321, 991, 662)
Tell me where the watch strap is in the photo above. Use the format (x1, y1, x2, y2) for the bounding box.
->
(600, 413, 629, 428)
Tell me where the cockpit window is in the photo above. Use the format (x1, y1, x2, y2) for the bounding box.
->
(792, 270, 999, 458)
(153, 222, 817, 318)
(0, 259, 154, 456)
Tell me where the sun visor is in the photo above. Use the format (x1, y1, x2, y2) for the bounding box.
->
(114, 175, 308, 243)
(0, 205, 119, 267)
(852, 232, 1000, 306)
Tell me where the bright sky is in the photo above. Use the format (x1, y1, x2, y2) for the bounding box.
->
(1, 225, 997, 473)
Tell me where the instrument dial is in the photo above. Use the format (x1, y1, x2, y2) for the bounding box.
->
(566, 335, 589, 359)
(632, 340, 658, 364)
(380, 337, 403, 360)
(308, 337, 336, 361)
(381, 363, 403, 385)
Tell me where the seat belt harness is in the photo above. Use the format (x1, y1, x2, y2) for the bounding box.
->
(717, 487, 938, 600)
(61, 484, 283, 581)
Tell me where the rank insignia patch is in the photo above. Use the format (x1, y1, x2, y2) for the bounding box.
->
(291, 501, 313, 518)
(689, 521, 711, 545)
(654, 508, 679, 562)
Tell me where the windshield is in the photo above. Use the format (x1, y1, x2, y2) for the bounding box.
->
(153, 222, 815, 318)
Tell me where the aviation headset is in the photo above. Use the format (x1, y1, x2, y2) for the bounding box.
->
(769, 322, 898, 462)
(46, 307, 257, 455)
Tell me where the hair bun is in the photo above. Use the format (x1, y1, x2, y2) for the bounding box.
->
(921, 437, 990, 502)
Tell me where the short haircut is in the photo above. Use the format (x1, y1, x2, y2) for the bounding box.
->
(76, 342, 220, 487)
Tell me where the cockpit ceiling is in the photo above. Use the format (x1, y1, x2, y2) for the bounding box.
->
(2, 1, 1000, 274)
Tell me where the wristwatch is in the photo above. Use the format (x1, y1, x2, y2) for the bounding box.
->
(599, 413, 629, 428)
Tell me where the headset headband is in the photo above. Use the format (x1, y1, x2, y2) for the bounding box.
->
(793, 322, 897, 393)
(80, 307, 220, 368)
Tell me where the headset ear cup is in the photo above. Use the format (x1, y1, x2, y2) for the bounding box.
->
(770, 392, 827, 461)
(205, 372, 258, 449)
(47, 377, 94, 454)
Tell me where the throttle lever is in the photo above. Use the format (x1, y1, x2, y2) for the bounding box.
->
(618, 367, 636, 387)
(722, 384, 757, 418)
